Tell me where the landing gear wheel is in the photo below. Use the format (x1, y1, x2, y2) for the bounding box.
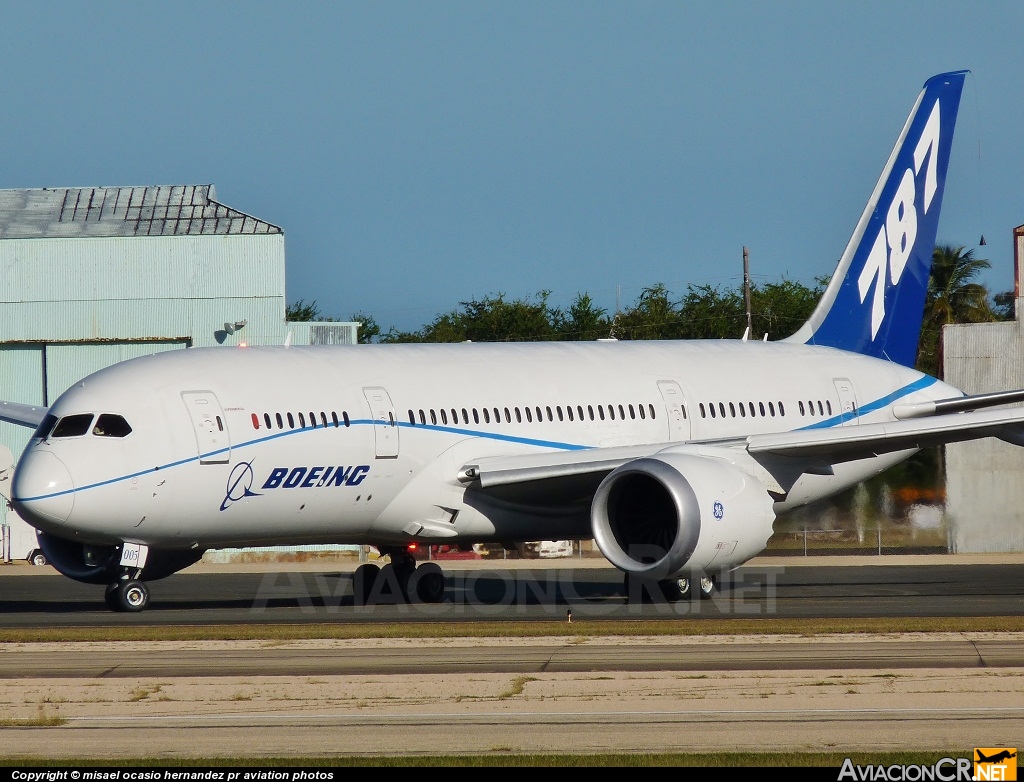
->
(408, 562, 445, 603)
(352, 563, 381, 605)
(29, 550, 47, 566)
(661, 576, 692, 602)
(117, 580, 149, 612)
(698, 575, 716, 599)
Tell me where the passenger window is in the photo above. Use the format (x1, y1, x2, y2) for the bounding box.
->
(332, 411, 339, 427)
(826, 400, 833, 415)
(286, 413, 294, 429)
(729, 402, 735, 417)
(718, 402, 725, 418)
(483, 408, 490, 424)
(493, 407, 501, 423)
(451, 409, 458, 424)
(577, 405, 585, 421)
(504, 407, 511, 423)
(264, 413, 272, 429)
(738, 403, 745, 418)
(462, 408, 469, 424)
(321, 412, 329, 427)
(759, 402, 765, 417)
(817, 401, 824, 415)
(709, 404, 716, 419)
(93, 414, 132, 438)
(748, 402, 755, 417)
(515, 407, 522, 423)
(251, 413, 260, 429)
(343, 411, 351, 427)
(536, 406, 543, 422)
(52, 414, 94, 438)
(298, 412, 306, 428)
(473, 408, 480, 424)
(607, 405, 615, 421)
(629, 404, 636, 420)
(567, 406, 574, 422)
(309, 411, 317, 427)
(768, 402, 775, 417)
(799, 401, 805, 415)
(408, 410, 416, 425)
(524, 407, 532, 423)
(779, 401, 785, 416)
(700, 403, 706, 418)
(597, 405, 604, 421)
(649, 404, 656, 420)
(638, 404, 645, 420)
(276, 413, 284, 429)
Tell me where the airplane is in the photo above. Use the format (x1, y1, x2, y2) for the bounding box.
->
(8, 70, 1024, 613)
(976, 750, 1017, 764)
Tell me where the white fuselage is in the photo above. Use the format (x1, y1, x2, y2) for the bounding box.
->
(12, 339, 955, 551)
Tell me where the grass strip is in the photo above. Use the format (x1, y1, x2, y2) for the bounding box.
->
(0, 751, 976, 767)
(0, 616, 1022, 643)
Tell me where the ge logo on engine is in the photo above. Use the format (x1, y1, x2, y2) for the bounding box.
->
(713, 501, 724, 520)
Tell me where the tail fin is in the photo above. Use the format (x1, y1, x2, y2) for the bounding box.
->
(785, 71, 968, 366)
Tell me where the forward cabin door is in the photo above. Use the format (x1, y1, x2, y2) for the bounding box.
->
(363, 386, 399, 458)
(181, 391, 231, 464)
(833, 378, 859, 425)
(657, 380, 691, 441)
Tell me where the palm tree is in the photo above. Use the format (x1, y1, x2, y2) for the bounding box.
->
(916, 244, 994, 378)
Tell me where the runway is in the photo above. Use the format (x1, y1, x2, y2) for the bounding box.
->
(1, 634, 1023, 758)
(2, 557, 1024, 759)
(2, 556, 1024, 627)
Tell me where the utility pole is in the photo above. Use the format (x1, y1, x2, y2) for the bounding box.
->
(743, 246, 752, 337)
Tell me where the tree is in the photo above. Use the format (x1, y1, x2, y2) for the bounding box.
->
(285, 299, 322, 321)
(349, 312, 381, 344)
(916, 245, 995, 378)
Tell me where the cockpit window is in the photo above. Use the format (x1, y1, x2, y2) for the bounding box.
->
(51, 414, 95, 438)
(33, 414, 59, 440)
(93, 414, 132, 438)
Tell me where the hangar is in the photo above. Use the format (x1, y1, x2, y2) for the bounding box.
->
(0, 184, 356, 561)
(943, 225, 1024, 552)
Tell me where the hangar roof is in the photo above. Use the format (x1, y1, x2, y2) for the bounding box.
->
(0, 185, 281, 239)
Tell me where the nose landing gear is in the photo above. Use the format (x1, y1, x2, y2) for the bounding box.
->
(104, 543, 151, 612)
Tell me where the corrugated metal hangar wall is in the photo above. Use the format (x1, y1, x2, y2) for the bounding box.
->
(0, 184, 356, 559)
(944, 225, 1024, 552)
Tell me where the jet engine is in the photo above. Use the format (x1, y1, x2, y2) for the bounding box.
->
(591, 452, 775, 581)
(37, 532, 203, 584)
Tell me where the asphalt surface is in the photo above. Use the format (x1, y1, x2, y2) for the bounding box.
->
(2, 556, 1024, 626)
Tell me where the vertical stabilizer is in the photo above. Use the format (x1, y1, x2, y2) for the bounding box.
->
(785, 71, 968, 366)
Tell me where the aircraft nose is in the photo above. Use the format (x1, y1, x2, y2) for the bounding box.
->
(12, 450, 75, 525)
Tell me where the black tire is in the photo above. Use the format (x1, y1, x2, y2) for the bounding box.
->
(117, 580, 149, 612)
(661, 576, 692, 602)
(698, 574, 716, 599)
(29, 550, 47, 567)
(409, 562, 445, 603)
(352, 563, 380, 605)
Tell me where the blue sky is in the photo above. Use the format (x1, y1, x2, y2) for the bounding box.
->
(2, 2, 1022, 334)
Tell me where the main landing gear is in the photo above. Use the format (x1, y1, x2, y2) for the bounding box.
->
(352, 547, 446, 605)
(623, 572, 718, 603)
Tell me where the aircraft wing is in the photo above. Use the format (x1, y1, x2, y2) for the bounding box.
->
(0, 401, 47, 428)
(460, 401, 1024, 493)
(747, 405, 1024, 461)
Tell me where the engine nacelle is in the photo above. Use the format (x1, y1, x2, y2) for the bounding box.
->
(37, 531, 204, 584)
(591, 452, 775, 580)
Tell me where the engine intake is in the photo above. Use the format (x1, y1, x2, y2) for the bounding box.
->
(591, 452, 775, 580)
